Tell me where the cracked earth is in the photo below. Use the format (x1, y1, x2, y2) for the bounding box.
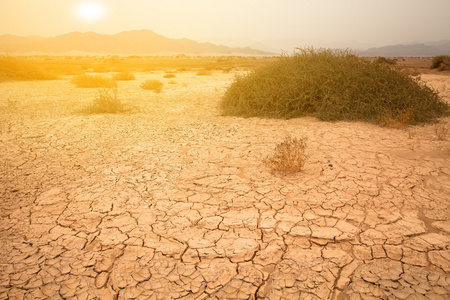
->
(1, 72, 449, 299)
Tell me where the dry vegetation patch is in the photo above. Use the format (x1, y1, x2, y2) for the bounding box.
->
(71, 74, 117, 88)
(265, 135, 308, 173)
(140, 79, 163, 92)
(80, 88, 126, 114)
(0, 55, 58, 81)
(377, 107, 415, 129)
(112, 71, 136, 81)
(196, 69, 213, 76)
(434, 121, 449, 140)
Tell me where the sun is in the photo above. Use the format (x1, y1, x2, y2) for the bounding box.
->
(75, 2, 106, 21)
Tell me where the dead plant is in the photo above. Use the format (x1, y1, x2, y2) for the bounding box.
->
(434, 121, 449, 141)
(265, 135, 308, 173)
(82, 88, 125, 114)
(377, 107, 414, 129)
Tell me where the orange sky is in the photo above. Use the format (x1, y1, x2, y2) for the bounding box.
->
(1, 0, 449, 50)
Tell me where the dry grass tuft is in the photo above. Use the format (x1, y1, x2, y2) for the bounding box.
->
(377, 107, 415, 129)
(196, 69, 212, 76)
(140, 79, 163, 92)
(434, 121, 449, 140)
(82, 89, 125, 114)
(112, 72, 136, 81)
(265, 135, 308, 173)
(163, 73, 176, 78)
(71, 74, 117, 88)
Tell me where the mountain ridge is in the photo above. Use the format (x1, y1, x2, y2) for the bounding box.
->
(359, 41, 450, 57)
(0, 30, 449, 57)
(0, 30, 273, 56)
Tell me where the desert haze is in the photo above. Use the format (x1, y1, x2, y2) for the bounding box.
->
(1, 30, 450, 57)
(0, 30, 272, 56)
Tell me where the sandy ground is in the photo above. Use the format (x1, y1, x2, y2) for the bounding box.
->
(0, 71, 449, 299)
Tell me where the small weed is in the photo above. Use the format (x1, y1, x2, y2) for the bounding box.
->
(83, 88, 125, 114)
(375, 57, 397, 65)
(113, 72, 136, 81)
(401, 69, 421, 77)
(140, 79, 163, 92)
(434, 122, 449, 140)
(265, 135, 308, 173)
(407, 129, 417, 139)
(377, 107, 415, 129)
(71, 74, 117, 88)
(163, 73, 176, 78)
(6, 98, 19, 110)
(196, 69, 212, 76)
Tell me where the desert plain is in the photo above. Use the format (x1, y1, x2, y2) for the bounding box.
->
(0, 57, 449, 299)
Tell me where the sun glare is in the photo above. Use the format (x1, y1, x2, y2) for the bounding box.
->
(75, 2, 106, 21)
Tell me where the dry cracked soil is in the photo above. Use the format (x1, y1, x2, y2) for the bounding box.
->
(1, 71, 450, 299)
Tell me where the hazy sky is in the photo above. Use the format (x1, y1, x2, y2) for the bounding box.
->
(1, 0, 449, 50)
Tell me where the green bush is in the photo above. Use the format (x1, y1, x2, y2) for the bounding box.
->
(140, 79, 163, 92)
(220, 48, 449, 123)
(71, 74, 117, 88)
(0, 55, 58, 81)
(431, 55, 450, 71)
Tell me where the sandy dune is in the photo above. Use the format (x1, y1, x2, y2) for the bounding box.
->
(1, 71, 449, 299)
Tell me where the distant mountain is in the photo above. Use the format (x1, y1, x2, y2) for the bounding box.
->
(0, 30, 273, 56)
(359, 41, 450, 57)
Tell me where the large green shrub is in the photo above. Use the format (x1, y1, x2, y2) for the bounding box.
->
(220, 48, 449, 123)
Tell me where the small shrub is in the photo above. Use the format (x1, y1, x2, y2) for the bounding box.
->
(196, 69, 212, 76)
(163, 73, 176, 78)
(401, 69, 421, 77)
(377, 107, 414, 129)
(407, 129, 416, 139)
(434, 121, 449, 140)
(375, 56, 397, 65)
(83, 89, 125, 114)
(431, 55, 450, 71)
(112, 72, 136, 81)
(265, 135, 308, 173)
(221, 48, 449, 124)
(0, 55, 58, 81)
(140, 79, 163, 92)
(71, 74, 117, 88)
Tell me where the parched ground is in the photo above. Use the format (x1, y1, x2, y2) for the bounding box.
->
(0, 70, 449, 299)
